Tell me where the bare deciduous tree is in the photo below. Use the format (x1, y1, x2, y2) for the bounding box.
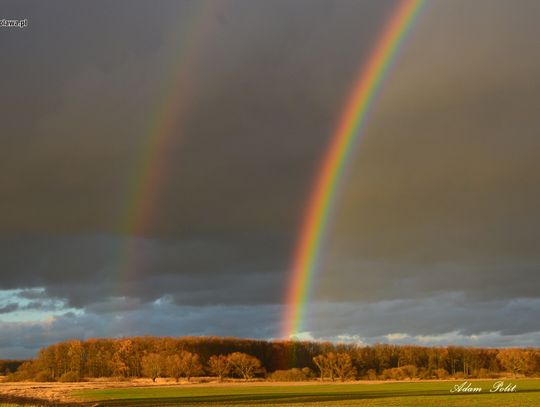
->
(178, 351, 203, 382)
(313, 352, 356, 381)
(497, 349, 531, 377)
(227, 352, 261, 380)
(333, 352, 357, 381)
(141, 353, 163, 382)
(208, 355, 230, 382)
(165, 354, 183, 382)
(313, 354, 331, 381)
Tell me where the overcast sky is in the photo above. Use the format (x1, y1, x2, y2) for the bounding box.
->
(1, 0, 540, 358)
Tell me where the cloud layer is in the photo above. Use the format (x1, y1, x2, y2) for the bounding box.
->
(1, 0, 540, 357)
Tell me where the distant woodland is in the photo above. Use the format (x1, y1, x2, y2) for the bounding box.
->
(5, 337, 540, 382)
(0, 360, 26, 376)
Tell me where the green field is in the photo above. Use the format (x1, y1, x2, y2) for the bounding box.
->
(0, 405, 39, 407)
(73, 379, 540, 406)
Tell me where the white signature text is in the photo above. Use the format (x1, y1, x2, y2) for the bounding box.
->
(450, 381, 517, 393)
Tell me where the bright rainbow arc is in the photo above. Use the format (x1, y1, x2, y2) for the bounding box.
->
(282, 0, 426, 338)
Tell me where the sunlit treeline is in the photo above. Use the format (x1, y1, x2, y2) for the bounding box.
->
(6, 336, 540, 381)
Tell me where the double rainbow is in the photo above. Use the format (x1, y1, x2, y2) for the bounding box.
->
(112, 0, 425, 338)
(282, 0, 426, 338)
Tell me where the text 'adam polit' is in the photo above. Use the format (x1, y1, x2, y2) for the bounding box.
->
(450, 381, 517, 393)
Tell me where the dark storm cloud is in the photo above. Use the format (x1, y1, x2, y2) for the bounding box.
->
(0, 0, 395, 308)
(0, 0, 393, 235)
(1, 0, 540, 356)
(316, 0, 540, 305)
(316, 258, 540, 304)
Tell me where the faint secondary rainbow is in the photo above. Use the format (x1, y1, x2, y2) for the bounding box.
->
(113, 1, 217, 300)
(121, 1, 215, 236)
(282, 0, 426, 338)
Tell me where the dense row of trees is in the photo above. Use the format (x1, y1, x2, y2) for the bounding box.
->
(6, 336, 540, 382)
(0, 360, 26, 376)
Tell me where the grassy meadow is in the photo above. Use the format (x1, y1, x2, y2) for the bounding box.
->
(70, 379, 540, 406)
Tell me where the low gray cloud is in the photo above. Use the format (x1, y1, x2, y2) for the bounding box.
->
(305, 295, 540, 339)
(0, 234, 288, 308)
(2, 294, 540, 359)
(0, 301, 280, 359)
(0, 304, 19, 314)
